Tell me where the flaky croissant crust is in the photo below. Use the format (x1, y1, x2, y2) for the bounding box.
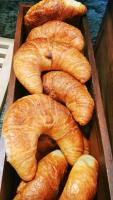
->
(43, 71, 94, 125)
(3, 94, 84, 181)
(27, 20, 85, 51)
(13, 150, 67, 200)
(24, 0, 87, 28)
(59, 155, 98, 200)
(14, 38, 91, 94)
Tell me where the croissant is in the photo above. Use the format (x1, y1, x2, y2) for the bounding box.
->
(59, 155, 98, 200)
(27, 20, 84, 51)
(13, 150, 67, 200)
(24, 0, 87, 28)
(3, 94, 84, 181)
(43, 71, 94, 125)
(14, 38, 91, 94)
(14, 137, 89, 197)
(37, 135, 89, 161)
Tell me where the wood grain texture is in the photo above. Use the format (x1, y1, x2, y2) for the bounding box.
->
(95, 1, 113, 199)
(83, 15, 113, 199)
(0, 3, 113, 200)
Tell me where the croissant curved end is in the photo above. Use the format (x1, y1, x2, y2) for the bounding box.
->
(59, 155, 98, 200)
(64, 0, 87, 14)
(43, 71, 94, 126)
(13, 150, 68, 200)
(3, 94, 84, 181)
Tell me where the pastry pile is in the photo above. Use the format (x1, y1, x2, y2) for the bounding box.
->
(2, 0, 99, 200)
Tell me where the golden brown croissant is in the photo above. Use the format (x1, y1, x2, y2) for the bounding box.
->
(59, 155, 98, 200)
(13, 150, 68, 200)
(43, 71, 94, 125)
(15, 136, 89, 196)
(3, 94, 84, 181)
(14, 38, 91, 94)
(24, 0, 87, 28)
(27, 20, 84, 51)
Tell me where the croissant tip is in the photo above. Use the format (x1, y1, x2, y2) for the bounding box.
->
(79, 1, 88, 14)
(84, 5, 87, 14)
(79, 3, 87, 15)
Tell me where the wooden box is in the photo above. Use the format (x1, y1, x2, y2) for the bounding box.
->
(95, 1, 113, 157)
(0, 3, 113, 200)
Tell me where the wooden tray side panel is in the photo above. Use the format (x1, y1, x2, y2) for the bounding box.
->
(83, 17, 113, 199)
(82, 17, 113, 199)
(89, 116, 110, 200)
(95, 1, 113, 148)
(95, 0, 113, 178)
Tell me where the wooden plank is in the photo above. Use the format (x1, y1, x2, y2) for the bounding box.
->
(95, 0, 113, 159)
(83, 16, 113, 199)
